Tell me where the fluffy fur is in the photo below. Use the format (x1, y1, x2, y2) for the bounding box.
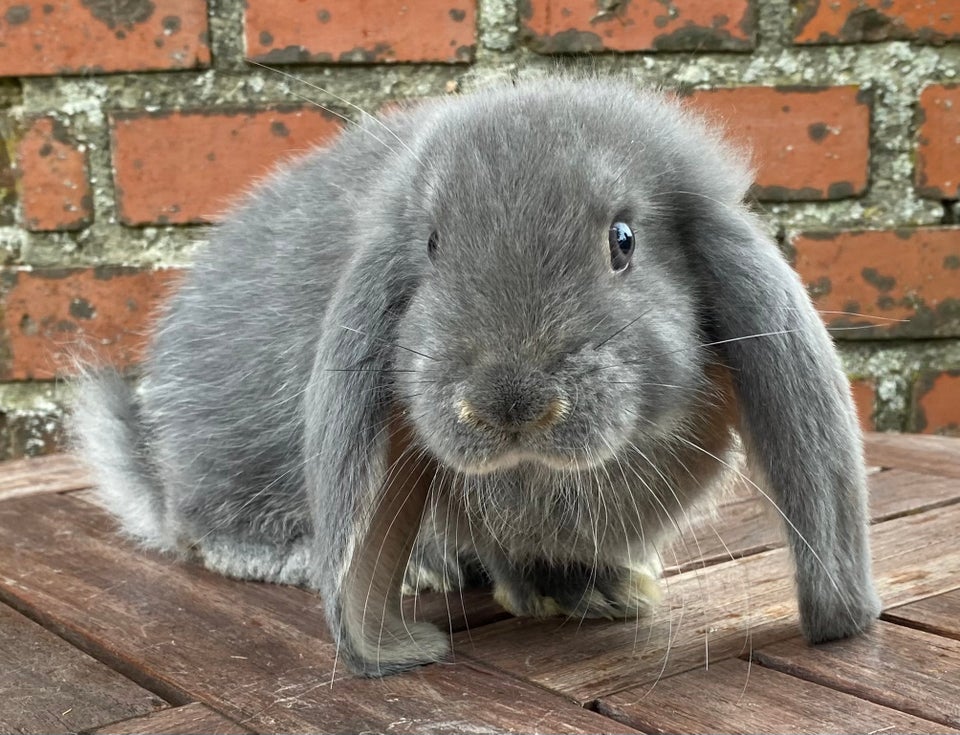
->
(73, 77, 880, 676)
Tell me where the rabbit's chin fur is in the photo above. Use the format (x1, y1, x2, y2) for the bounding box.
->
(73, 74, 880, 677)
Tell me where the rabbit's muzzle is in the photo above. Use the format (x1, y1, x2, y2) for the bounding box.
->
(456, 365, 569, 435)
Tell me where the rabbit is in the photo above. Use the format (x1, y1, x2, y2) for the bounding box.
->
(73, 76, 881, 677)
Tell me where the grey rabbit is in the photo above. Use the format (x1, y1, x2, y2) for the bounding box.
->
(73, 76, 881, 677)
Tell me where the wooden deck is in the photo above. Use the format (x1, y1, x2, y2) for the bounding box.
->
(1, 432, 958, 734)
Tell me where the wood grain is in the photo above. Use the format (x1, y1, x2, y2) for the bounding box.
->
(596, 658, 958, 734)
(454, 502, 960, 702)
(752, 622, 960, 729)
(0, 494, 637, 735)
(0, 602, 164, 734)
(665, 486, 783, 573)
(667, 467, 960, 573)
(0, 453, 91, 502)
(88, 703, 252, 734)
(884, 589, 960, 640)
(864, 433, 960, 478)
(868, 469, 960, 521)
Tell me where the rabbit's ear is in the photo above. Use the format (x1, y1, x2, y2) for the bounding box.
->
(684, 200, 880, 643)
(303, 255, 448, 677)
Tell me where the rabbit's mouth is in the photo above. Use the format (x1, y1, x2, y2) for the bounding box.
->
(445, 443, 620, 476)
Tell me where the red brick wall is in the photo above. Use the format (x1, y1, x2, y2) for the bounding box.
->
(0, 0, 958, 456)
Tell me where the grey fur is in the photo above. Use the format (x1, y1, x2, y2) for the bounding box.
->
(72, 77, 880, 676)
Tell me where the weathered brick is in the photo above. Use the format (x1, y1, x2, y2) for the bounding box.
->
(912, 370, 960, 435)
(110, 107, 341, 225)
(0, 0, 210, 76)
(793, 0, 960, 44)
(17, 116, 92, 232)
(792, 228, 960, 339)
(849, 378, 876, 431)
(916, 84, 960, 200)
(0, 267, 182, 380)
(244, 0, 476, 64)
(520, 0, 754, 52)
(687, 86, 870, 201)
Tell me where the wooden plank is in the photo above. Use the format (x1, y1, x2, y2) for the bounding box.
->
(665, 489, 783, 573)
(752, 622, 960, 729)
(453, 501, 960, 702)
(864, 432, 960, 478)
(88, 703, 251, 734)
(0, 453, 91, 502)
(0, 602, 165, 734)
(667, 466, 960, 573)
(0, 494, 638, 735)
(868, 469, 960, 521)
(884, 589, 960, 640)
(595, 658, 958, 735)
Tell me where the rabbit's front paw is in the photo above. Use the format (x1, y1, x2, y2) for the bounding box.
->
(491, 560, 663, 620)
(493, 583, 565, 618)
(555, 562, 663, 620)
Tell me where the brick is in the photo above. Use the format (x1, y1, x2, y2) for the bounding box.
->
(0, 0, 210, 76)
(917, 84, 960, 200)
(17, 116, 92, 232)
(520, 0, 753, 52)
(850, 378, 876, 431)
(244, 0, 476, 64)
(793, 0, 960, 44)
(912, 370, 960, 436)
(686, 86, 870, 201)
(110, 107, 341, 225)
(792, 228, 960, 339)
(0, 267, 182, 380)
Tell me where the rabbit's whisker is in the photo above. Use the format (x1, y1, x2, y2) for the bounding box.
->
(338, 324, 438, 362)
(247, 60, 424, 167)
(593, 306, 655, 349)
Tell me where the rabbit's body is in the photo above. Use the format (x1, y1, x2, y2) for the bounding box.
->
(75, 77, 880, 676)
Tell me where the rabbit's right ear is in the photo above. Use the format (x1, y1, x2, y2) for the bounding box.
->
(303, 253, 447, 677)
(680, 198, 881, 644)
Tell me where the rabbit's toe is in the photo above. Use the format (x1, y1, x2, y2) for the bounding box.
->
(492, 583, 564, 618)
(402, 543, 487, 595)
(608, 563, 663, 615)
(402, 561, 455, 594)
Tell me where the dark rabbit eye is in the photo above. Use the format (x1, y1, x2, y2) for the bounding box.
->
(427, 230, 439, 262)
(609, 221, 634, 272)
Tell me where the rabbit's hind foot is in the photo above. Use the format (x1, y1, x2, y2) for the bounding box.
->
(190, 534, 314, 587)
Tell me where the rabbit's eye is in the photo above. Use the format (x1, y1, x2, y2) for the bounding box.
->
(427, 230, 439, 262)
(609, 221, 634, 272)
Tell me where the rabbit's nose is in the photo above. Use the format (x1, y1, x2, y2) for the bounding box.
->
(457, 368, 569, 434)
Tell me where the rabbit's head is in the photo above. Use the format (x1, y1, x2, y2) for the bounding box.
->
(387, 81, 749, 475)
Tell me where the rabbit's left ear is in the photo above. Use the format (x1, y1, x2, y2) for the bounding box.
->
(302, 249, 448, 677)
(681, 199, 880, 643)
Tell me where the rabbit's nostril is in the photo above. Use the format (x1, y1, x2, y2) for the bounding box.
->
(456, 395, 569, 433)
(456, 399, 488, 429)
(532, 396, 571, 430)
(456, 398, 480, 426)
